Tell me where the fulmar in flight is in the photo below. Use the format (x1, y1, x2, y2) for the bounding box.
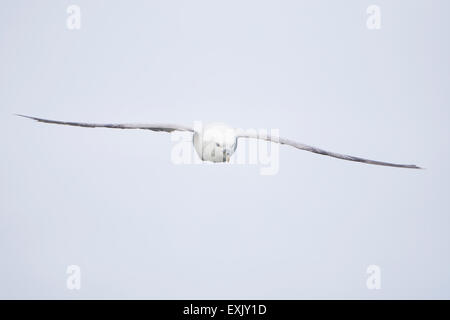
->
(16, 114, 422, 169)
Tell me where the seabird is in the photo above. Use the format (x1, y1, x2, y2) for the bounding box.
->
(16, 114, 422, 169)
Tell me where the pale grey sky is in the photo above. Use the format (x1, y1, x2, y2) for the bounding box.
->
(1, 0, 449, 299)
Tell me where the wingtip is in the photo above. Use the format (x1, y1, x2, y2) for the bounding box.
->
(15, 114, 40, 121)
(15, 113, 32, 119)
(409, 164, 425, 170)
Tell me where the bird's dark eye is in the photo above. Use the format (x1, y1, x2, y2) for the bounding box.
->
(216, 143, 220, 147)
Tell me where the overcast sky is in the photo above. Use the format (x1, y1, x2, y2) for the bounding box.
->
(1, 0, 449, 299)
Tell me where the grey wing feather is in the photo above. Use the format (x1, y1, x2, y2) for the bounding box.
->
(238, 132, 422, 169)
(15, 114, 194, 133)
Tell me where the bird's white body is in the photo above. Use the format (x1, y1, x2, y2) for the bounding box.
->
(193, 123, 237, 162)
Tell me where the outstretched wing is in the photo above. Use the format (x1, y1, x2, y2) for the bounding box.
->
(237, 132, 422, 169)
(16, 114, 194, 133)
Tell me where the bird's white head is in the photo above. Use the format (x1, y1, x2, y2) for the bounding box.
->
(193, 123, 237, 163)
